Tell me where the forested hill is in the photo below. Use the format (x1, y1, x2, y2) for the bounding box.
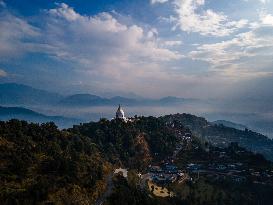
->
(161, 113, 273, 161)
(0, 120, 111, 204)
(68, 116, 192, 169)
(0, 117, 191, 204)
(1, 116, 273, 205)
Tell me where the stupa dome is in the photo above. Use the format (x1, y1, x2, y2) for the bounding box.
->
(116, 104, 125, 120)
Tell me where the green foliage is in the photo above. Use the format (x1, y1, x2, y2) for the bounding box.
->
(0, 117, 184, 204)
(107, 175, 183, 205)
(0, 119, 110, 205)
(1, 116, 273, 205)
(69, 117, 182, 168)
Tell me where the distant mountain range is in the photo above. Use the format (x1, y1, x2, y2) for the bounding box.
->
(0, 106, 80, 128)
(59, 94, 198, 106)
(0, 83, 200, 106)
(212, 120, 248, 131)
(59, 94, 137, 106)
(0, 83, 63, 105)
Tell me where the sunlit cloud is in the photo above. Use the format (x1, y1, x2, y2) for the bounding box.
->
(189, 26, 273, 77)
(0, 0, 273, 98)
(260, 11, 273, 26)
(172, 0, 249, 36)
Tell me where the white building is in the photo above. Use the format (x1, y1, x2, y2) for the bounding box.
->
(116, 104, 126, 120)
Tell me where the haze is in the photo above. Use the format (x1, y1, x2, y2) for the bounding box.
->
(1, 0, 273, 137)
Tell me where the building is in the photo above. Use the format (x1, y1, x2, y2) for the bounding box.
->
(116, 104, 126, 120)
(114, 168, 128, 178)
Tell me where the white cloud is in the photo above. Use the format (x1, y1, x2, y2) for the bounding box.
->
(163, 40, 183, 46)
(151, 0, 169, 4)
(48, 3, 81, 21)
(173, 0, 248, 36)
(259, 0, 270, 3)
(188, 9, 273, 73)
(260, 11, 273, 26)
(243, 0, 270, 4)
(1, 1, 271, 97)
(43, 3, 182, 65)
(0, 3, 185, 96)
(0, 12, 40, 59)
(41, 4, 187, 95)
(189, 26, 273, 78)
(0, 3, 182, 63)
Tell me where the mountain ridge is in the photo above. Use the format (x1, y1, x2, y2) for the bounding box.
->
(162, 113, 273, 161)
(0, 83, 63, 105)
(212, 119, 248, 130)
(0, 83, 200, 106)
(0, 106, 80, 128)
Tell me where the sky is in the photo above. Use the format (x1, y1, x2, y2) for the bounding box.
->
(0, 0, 273, 98)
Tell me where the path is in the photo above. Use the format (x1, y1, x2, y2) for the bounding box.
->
(94, 174, 113, 205)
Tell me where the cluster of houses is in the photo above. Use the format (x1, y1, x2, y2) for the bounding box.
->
(186, 162, 248, 183)
(148, 129, 273, 188)
(149, 163, 186, 185)
(145, 131, 195, 186)
(186, 161, 273, 184)
(147, 161, 273, 189)
(125, 116, 273, 194)
(187, 162, 245, 172)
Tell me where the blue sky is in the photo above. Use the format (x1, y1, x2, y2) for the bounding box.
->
(0, 0, 273, 98)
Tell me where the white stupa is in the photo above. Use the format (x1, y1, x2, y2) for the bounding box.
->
(116, 104, 126, 120)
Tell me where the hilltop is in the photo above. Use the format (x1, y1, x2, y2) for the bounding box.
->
(212, 120, 248, 131)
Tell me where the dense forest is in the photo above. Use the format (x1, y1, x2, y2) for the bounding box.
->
(1, 116, 273, 204)
(69, 116, 189, 169)
(0, 120, 110, 204)
(0, 117, 186, 204)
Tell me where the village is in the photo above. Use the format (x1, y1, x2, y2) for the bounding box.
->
(114, 130, 273, 198)
(113, 106, 273, 198)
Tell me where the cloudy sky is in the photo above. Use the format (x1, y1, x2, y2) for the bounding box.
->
(0, 0, 273, 98)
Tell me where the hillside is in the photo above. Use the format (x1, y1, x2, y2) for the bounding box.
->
(1, 118, 273, 205)
(0, 118, 191, 204)
(212, 120, 248, 131)
(0, 106, 80, 128)
(162, 113, 273, 161)
(69, 116, 189, 169)
(0, 120, 111, 204)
